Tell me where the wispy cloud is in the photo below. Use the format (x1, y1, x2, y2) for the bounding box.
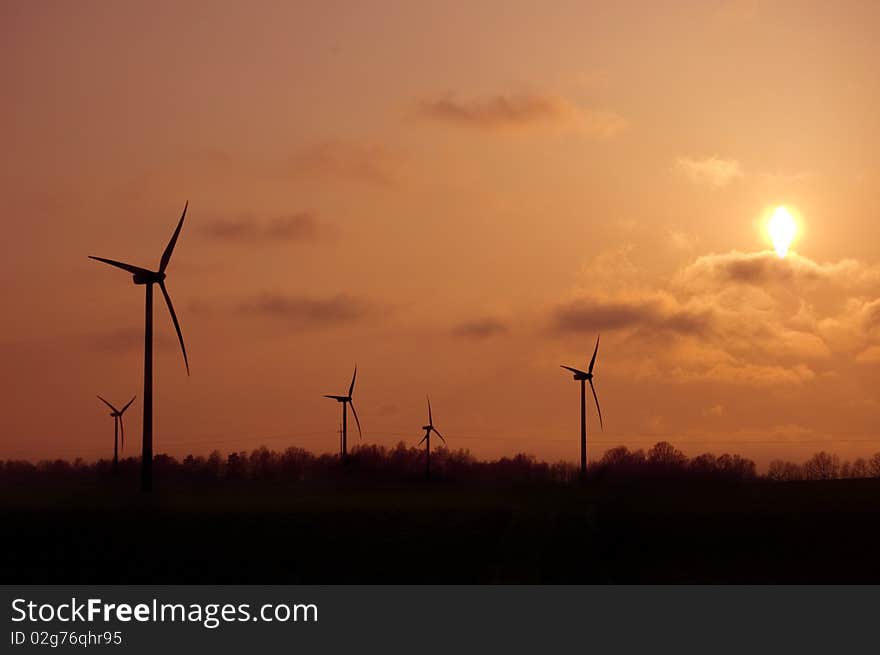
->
(674, 156, 744, 188)
(290, 140, 403, 187)
(416, 92, 626, 137)
(667, 229, 700, 252)
(855, 346, 880, 364)
(241, 293, 372, 329)
(87, 327, 172, 352)
(201, 213, 321, 243)
(451, 317, 509, 339)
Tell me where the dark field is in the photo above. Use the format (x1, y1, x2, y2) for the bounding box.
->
(4, 476, 880, 583)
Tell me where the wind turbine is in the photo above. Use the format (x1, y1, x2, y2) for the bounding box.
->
(97, 395, 136, 474)
(561, 335, 603, 476)
(418, 395, 446, 480)
(89, 202, 190, 492)
(324, 366, 361, 458)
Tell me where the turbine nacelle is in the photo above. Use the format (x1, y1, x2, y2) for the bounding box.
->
(132, 270, 165, 285)
(561, 366, 592, 381)
(560, 335, 604, 454)
(89, 201, 190, 377)
(324, 366, 362, 447)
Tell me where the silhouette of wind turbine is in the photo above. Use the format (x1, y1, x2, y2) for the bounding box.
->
(97, 395, 136, 474)
(324, 366, 361, 458)
(561, 335, 603, 476)
(418, 395, 446, 480)
(89, 202, 190, 492)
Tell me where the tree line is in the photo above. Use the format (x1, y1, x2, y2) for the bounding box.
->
(4, 441, 880, 486)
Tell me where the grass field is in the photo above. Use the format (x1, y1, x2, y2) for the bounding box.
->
(4, 476, 880, 583)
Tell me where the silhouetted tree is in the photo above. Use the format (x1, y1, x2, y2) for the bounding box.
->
(851, 458, 869, 479)
(770, 460, 803, 481)
(647, 441, 688, 475)
(803, 452, 840, 481)
(869, 453, 880, 478)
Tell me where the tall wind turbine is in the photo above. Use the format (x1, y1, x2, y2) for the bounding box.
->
(324, 366, 361, 458)
(418, 395, 446, 480)
(90, 202, 190, 492)
(561, 335, 604, 476)
(97, 395, 136, 474)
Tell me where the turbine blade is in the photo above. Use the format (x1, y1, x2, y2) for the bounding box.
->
(119, 415, 125, 451)
(588, 334, 600, 374)
(418, 435, 428, 446)
(427, 395, 433, 425)
(325, 395, 346, 400)
(97, 395, 118, 413)
(433, 427, 447, 445)
(561, 365, 588, 376)
(121, 396, 136, 413)
(159, 201, 188, 273)
(589, 379, 604, 429)
(159, 281, 189, 375)
(349, 400, 362, 438)
(89, 256, 152, 277)
(348, 365, 357, 397)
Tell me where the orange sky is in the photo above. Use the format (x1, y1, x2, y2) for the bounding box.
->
(2, 1, 880, 467)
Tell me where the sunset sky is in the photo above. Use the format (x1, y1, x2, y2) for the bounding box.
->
(3, 1, 880, 467)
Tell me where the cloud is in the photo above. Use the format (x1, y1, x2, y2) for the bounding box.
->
(550, 246, 880, 386)
(451, 317, 509, 339)
(674, 156, 744, 188)
(241, 293, 372, 329)
(759, 170, 813, 185)
(856, 346, 880, 364)
(704, 404, 724, 417)
(552, 293, 713, 336)
(416, 93, 626, 137)
(290, 141, 402, 187)
(667, 229, 700, 252)
(201, 213, 321, 243)
(675, 250, 877, 291)
(87, 327, 172, 352)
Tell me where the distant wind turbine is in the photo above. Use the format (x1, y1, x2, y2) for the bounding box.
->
(97, 395, 136, 474)
(561, 335, 604, 476)
(418, 395, 446, 480)
(324, 366, 361, 458)
(89, 202, 190, 492)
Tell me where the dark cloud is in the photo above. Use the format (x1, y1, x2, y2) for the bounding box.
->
(552, 296, 712, 336)
(201, 213, 320, 243)
(451, 317, 509, 339)
(241, 293, 371, 329)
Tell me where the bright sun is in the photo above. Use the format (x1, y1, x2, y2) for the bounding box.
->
(768, 206, 796, 258)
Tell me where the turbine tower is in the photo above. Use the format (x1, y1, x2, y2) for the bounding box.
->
(90, 202, 190, 492)
(561, 335, 604, 476)
(418, 395, 446, 480)
(97, 395, 136, 474)
(324, 366, 361, 458)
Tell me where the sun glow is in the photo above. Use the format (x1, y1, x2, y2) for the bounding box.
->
(768, 206, 796, 258)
